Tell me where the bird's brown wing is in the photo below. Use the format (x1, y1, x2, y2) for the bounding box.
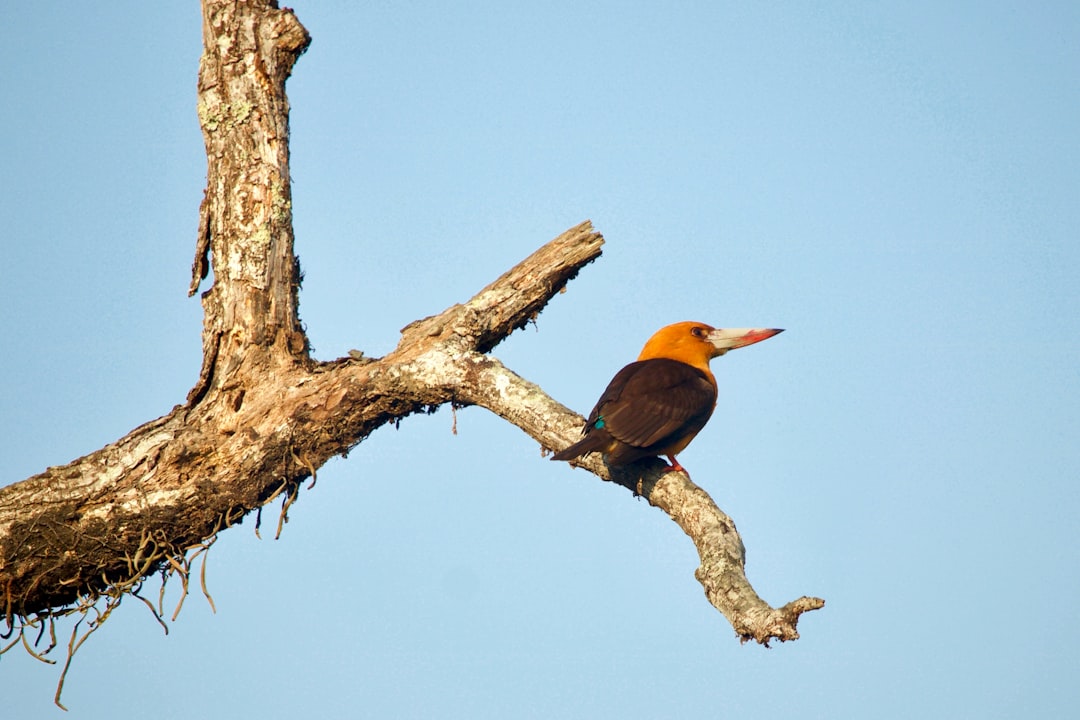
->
(592, 358, 717, 452)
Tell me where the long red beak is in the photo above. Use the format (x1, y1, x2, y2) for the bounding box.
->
(706, 327, 784, 354)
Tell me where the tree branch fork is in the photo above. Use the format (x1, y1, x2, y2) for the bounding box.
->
(0, 2, 821, 687)
(1, 221, 821, 646)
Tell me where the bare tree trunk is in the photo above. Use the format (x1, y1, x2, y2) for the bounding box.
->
(0, 0, 822, 664)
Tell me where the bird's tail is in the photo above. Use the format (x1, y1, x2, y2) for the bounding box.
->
(551, 432, 611, 462)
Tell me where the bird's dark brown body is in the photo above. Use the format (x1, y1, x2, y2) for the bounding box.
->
(552, 322, 782, 474)
(552, 358, 716, 466)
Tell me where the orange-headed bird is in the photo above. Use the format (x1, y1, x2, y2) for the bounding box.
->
(552, 322, 782, 475)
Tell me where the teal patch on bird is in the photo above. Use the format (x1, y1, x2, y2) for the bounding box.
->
(593, 417, 605, 429)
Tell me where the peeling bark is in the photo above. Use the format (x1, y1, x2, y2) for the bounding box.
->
(0, 0, 822, 659)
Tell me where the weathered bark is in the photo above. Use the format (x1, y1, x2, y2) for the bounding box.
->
(189, 0, 312, 405)
(0, 0, 822, 655)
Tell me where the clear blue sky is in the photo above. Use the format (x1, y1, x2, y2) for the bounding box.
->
(4, 2, 1079, 717)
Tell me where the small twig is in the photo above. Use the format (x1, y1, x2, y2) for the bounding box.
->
(291, 449, 318, 490)
(22, 627, 58, 664)
(33, 612, 49, 649)
(54, 613, 85, 710)
(260, 475, 292, 540)
(127, 528, 152, 576)
(275, 482, 299, 540)
(199, 544, 216, 614)
(131, 585, 169, 636)
(1, 630, 19, 655)
(263, 476, 291, 506)
(3, 578, 13, 634)
(46, 613, 58, 656)
(54, 596, 118, 712)
(171, 557, 192, 622)
(157, 567, 169, 619)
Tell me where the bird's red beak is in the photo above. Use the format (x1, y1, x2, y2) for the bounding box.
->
(706, 327, 784, 355)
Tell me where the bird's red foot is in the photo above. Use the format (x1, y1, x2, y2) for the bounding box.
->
(664, 455, 689, 476)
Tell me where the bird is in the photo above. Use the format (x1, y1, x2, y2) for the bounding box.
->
(552, 322, 782, 476)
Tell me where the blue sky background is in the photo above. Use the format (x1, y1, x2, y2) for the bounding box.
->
(3, 2, 1079, 717)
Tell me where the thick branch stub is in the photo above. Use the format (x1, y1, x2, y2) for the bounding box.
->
(193, 0, 312, 397)
(397, 220, 604, 356)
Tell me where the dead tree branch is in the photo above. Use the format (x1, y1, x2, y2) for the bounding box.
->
(0, 0, 821, 658)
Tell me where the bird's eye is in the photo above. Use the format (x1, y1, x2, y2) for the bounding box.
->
(691, 326, 705, 338)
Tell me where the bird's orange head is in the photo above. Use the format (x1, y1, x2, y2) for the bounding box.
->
(637, 322, 784, 374)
